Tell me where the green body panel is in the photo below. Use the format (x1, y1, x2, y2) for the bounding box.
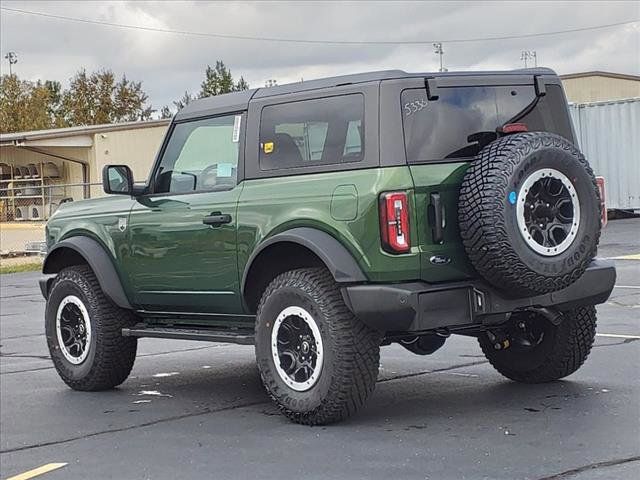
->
(122, 187, 244, 314)
(46, 196, 137, 296)
(237, 166, 420, 285)
(45, 162, 475, 318)
(408, 162, 475, 282)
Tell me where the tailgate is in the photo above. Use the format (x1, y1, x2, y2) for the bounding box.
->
(401, 76, 574, 283)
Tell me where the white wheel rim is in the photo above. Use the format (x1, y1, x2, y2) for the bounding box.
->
(271, 306, 324, 392)
(516, 168, 580, 256)
(56, 295, 92, 365)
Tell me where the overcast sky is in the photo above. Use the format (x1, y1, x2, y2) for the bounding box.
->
(1, 1, 638, 113)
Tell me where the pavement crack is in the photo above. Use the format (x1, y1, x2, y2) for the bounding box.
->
(378, 360, 488, 383)
(0, 353, 50, 360)
(536, 455, 640, 479)
(0, 293, 41, 300)
(0, 400, 268, 454)
(0, 333, 44, 340)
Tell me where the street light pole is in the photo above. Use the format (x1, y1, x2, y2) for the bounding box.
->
(520, 50, 537, 68)
(433, 42, 446, 72)
(4, 51, 18, 76)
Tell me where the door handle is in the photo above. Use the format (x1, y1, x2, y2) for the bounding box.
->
(202, 212, 232, 226)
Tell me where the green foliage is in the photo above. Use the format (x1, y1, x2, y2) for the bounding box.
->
(62, 69, 153, 126)
(0, 75, 56, 132)
(169, 61, 248, 114)
(0, 69, 153, 133)
(173, 90, 195, 110)
(199, 61, 249, 98)
(159, 105, 173, 119)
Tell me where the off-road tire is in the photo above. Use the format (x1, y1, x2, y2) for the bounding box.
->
(45, 265, 138, 391)
(459, 132, 601, 297)
(479, 306, 597, 383)
(255, 267, 382, 425)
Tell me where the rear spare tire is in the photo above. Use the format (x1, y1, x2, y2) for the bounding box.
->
(458, 132, 600, 297)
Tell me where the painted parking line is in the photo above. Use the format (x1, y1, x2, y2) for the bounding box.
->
(596, 333, 640, 340)
(6, 463, 67, 480)
(613, 285, 640, 290)
(612, 253, 640, 260)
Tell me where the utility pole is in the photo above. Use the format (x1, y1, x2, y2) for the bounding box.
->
(4, 51, 18, 76)
(433, 42, 447, 72)
(520, 50, 537, 68)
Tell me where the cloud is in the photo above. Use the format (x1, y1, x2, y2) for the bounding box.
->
(1, 0, 638, 111)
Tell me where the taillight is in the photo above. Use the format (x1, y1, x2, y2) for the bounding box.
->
(596, 176, 607, 228)
(379, 192, 411, 253)
(500, 123, 528, 133)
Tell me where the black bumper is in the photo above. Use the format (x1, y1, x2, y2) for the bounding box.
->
(342, 259, 616, 333)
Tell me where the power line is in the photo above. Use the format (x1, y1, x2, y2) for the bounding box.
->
(1, 6, 638, 46)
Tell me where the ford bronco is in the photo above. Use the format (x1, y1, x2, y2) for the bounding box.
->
(40, 68, 615, 425)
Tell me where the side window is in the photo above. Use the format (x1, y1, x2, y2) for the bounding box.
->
(155, 114, 241, 194)
(259, 94, 364, 170)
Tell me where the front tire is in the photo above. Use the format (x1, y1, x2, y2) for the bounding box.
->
(255, 268, 382, 425)
(45, 265, 138, 391)
(479, 306, 597, 383)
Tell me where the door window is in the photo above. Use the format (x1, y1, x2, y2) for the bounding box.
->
(155, 114, 241, 193)
(259, 94, 364, 170)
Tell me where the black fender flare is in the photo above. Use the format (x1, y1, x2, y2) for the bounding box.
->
(241, 227, 367, 297)
(42, 236, 132, 309)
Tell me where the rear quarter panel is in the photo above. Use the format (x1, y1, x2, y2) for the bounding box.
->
(237, 167, 421, 283)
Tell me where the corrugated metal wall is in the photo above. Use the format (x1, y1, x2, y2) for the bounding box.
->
(569, 98, 640, 210)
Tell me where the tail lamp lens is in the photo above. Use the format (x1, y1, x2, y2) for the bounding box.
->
(596, 176, 607, 228)
(379, 192, 411, 253)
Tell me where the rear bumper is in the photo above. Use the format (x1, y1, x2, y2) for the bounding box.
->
(342, 259, 616, 333)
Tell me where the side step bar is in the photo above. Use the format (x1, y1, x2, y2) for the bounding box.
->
(122, 324, 254, 345)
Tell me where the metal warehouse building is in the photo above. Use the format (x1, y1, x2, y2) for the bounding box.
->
(0, 119, 169, 222)
(561, 71, 640, 103)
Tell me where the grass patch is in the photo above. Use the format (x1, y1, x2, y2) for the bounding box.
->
(0, 261, 43, 274)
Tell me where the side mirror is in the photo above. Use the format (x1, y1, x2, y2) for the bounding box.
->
(103, 165, 133, 195)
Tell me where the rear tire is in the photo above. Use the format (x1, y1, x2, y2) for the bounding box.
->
(45, 265, 138, 391)
(255, 267, 382, 425)
(479, 306, 597, 383)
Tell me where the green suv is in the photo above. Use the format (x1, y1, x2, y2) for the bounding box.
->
(40, 68, 615, 425)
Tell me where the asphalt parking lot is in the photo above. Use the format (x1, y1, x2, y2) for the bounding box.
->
(1, 218, 638, 480)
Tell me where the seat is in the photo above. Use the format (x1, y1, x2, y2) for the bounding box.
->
(273, 133, 303, 166)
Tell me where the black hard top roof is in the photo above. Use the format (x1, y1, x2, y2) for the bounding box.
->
(174, 67, 557, 121)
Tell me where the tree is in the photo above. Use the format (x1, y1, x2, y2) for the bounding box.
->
(0, 75, 55, 133)
(44, 80, 65, 127)
(198, 61, 249, 98)
(0, 69, 159, 133)
(159, 105, 173, 119)
(61, 69, 153, 125)
(173, 91, 195, 110)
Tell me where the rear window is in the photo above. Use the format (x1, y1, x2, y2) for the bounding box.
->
(259, 94, 364, 170)
(402, 84, 573, 163)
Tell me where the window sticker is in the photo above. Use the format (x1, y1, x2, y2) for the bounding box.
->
(232, 115, 241, 143)
(217, 163, 234, 177)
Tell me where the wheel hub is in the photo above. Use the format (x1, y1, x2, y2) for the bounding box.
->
(56, 295, 92, 365)
(271, 306, 323, 392)
(516, 168, 580, 256)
